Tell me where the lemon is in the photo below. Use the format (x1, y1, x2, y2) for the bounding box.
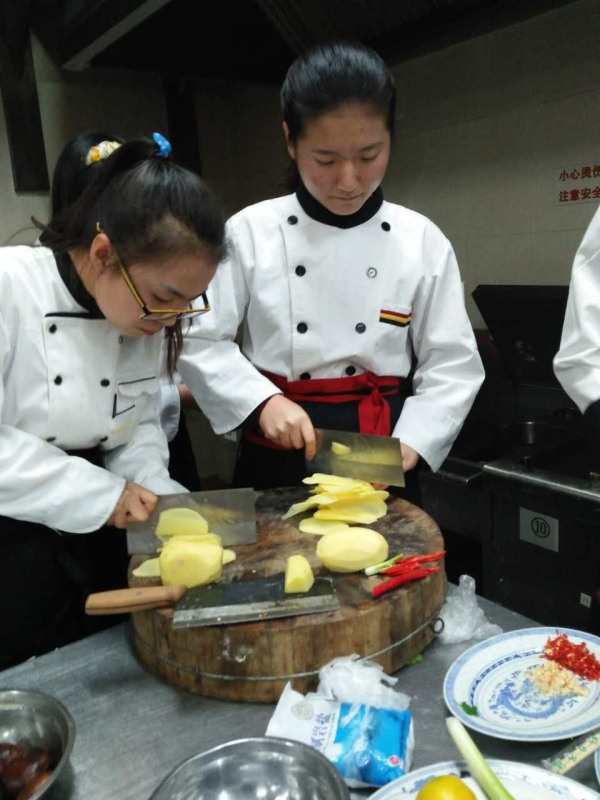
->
(416, 775, 477, 800)
(331, 441, 351, 455)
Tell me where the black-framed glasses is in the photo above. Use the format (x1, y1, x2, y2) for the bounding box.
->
(97, 223, 210, 321)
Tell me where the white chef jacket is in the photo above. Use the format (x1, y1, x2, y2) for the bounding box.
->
(0, 246, 186, 534)
(554, 205, 600, 413)
(179, 193, 484, 471)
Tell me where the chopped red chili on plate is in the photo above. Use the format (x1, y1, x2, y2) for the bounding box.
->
(542, 633, 600, 680)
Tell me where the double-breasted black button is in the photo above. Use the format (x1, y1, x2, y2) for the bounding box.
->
(100, 379, 110, 387)
(345, 365, 356, 376)
(287, 215, 298, 225)
(99, 435, 109, 443)
(46, 436, 56, 443)
(295, 265, 306, 276)
(355, 323, 366, 334)
(300, 372, 311, 380)
(381, 221, 391, 231)
(367, 267, 377, 278)
(54, 376, 63, 385)
(48, 324, 57, 334)
(297, 322, 308, 334)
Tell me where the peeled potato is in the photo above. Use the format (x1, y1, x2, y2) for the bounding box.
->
(285, 555, 315, 593)
(317, 528, 389, 573)
(299, 518, 350, 536)
(160, 532, 222, 548)
(156, 508, 209, 540)
(159, 539, 223, 587)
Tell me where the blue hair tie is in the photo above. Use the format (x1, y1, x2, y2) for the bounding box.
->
(152, 131, 172, 158)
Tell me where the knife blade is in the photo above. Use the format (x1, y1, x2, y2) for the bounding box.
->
(126, 487, 258, 554)
(307, 428, 405, 487)
(85, 577, 340, 627)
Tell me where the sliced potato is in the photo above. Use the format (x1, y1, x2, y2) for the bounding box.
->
(222, 549, 236, 565)
(299, 518, 350, 536)
(303, 473, 366, 486)
(316, 528, 388, 573)
(131, 557, 161, 578)
(159, 539, 223, 588)
(284, 555, 315, 593)
(314, 498, 387, 524)
(282, 494, 338, 520)
(331, 441, 351, 455)
(156, 507, 209, 540)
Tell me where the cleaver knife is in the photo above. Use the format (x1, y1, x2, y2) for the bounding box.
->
(126, 487, 258, 554)
(307, 428, 405, 487)
(85, 577, 339, 628)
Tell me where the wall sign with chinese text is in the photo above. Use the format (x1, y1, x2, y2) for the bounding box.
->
(555, 160, 600, 206)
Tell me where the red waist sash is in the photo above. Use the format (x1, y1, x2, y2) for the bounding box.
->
(244, 370, 402, 449)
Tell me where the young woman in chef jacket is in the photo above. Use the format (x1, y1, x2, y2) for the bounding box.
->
(553, 205, 600, 442)
(0, 134, 225, 667)
(178, 42, 484, 491)
(45, 131, 203, 492)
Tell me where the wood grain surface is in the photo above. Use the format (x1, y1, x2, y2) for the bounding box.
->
(129, 487, 446, 702)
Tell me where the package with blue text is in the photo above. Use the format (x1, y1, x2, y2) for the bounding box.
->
(266, 682, 414, 788)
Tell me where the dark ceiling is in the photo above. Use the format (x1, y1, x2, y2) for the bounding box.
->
(55, 0, 581, 83)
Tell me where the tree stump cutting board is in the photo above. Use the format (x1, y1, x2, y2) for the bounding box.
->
(129, 486, 446, 702)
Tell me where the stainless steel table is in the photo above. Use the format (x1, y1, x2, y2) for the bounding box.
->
(1, 596, 598, 798)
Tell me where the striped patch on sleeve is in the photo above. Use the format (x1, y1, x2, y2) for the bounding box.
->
(380, 309, 412, 327)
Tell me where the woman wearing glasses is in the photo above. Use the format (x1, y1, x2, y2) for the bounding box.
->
(179, 42, 484, 492)
(0, 134, 224, 667)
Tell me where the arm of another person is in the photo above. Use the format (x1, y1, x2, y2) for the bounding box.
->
(177, 222, 286, 434)
(394, 226, 485, 472)
(553, 206, 600, 425)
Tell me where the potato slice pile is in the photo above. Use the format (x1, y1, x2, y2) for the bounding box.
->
(132, 507, 236, 588)
(283, 473, 390, 574)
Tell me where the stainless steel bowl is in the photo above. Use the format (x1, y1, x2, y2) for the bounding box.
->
(0, 689, 76, 798)
(149, 736, 350, 800)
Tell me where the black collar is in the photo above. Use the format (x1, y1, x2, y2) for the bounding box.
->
(54, 251, 104, 319)
(295, 181, 383, 229)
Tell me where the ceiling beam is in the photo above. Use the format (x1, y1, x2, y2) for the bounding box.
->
(60, 0, 174, 71)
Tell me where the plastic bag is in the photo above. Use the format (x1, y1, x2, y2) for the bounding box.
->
(316, 654, 410, 712)
(438, 574, 502, 644)
(266, 682, 414, 789)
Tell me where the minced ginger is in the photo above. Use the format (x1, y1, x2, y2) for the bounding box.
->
(528, 660, 589, 697)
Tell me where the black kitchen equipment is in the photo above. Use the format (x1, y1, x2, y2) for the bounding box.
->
(421, 284, 599, 634)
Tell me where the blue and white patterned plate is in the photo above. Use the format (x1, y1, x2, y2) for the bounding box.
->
(443, 627, 600, 742)
(595, 748, 599, 787)
(368, 759, 600, 799)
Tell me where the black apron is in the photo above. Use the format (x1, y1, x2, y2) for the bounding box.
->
(0, 448, 128, 670)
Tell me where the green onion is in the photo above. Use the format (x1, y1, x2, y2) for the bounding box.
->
(364, 553, 404, 576)
(446, 717, 516, 800)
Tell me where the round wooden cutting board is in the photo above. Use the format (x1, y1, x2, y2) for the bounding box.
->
(130, 486, 446, 702)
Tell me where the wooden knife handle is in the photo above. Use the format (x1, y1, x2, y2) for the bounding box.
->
(85, 585, 187, 615)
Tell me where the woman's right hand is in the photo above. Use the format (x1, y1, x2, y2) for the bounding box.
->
(107, 481, 158, 529)
(258, 395, 317, 459)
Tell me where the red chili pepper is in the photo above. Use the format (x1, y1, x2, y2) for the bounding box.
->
(542, 633, 600, 680)
(372, 565, 440, 599)
(381, 550, 446, 576)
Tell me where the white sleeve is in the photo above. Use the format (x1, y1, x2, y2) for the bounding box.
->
(394, 228, 484, 471)
(553, 206, 600, 412)
(0, 312, 125, 533)
(177, 223, 281, 434)
(103, 387, 187, 495)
